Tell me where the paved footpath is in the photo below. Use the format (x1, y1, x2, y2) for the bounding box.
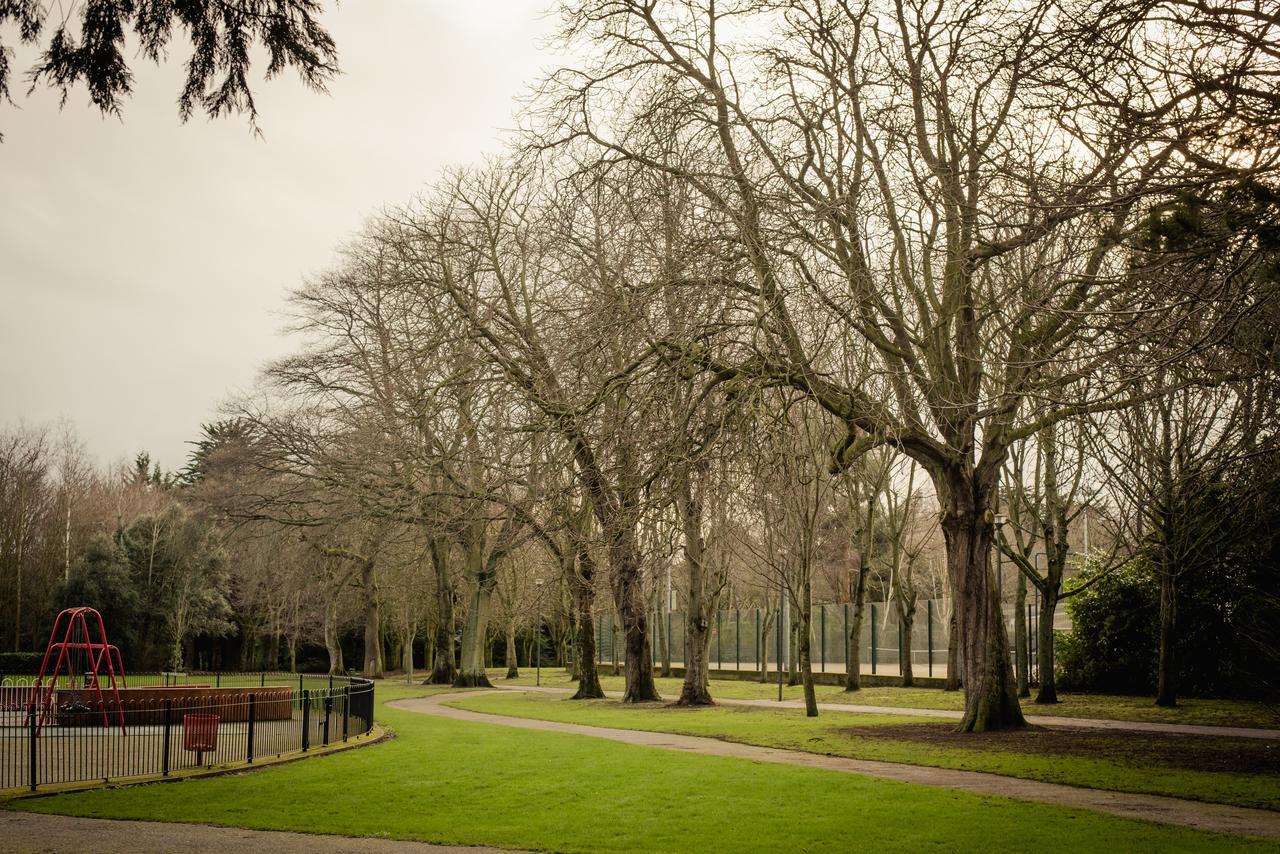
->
(393, 690, 1280, 841)
(0, 811, 525, 854)
(515, 685, 1280, 740)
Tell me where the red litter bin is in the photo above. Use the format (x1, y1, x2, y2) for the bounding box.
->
(183, 713, 219, 765)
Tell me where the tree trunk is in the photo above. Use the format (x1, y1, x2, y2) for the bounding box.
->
(266, 633, 281, 671)
(945, 608, 960, 691)
(1014, 571, 1029, 698)
(13, 539, 22, 653)
(677, 472, 714, 705)
(941, 502, 1025, 732)
(898, 603, 915, 688)
(569, 537, 605, 699)
(1035, 584, 1059, 704)
(455, 569, 496, 688)
(427, 539, 456, 685)
(798, 579, 818, 717)
(679, 607, 714, 705)
(323, 592, 343, 675)
(505, 623, 519, 679)
(1156, 570, 1177, 707)
(845, 560, 869, 692)
(361, 559, 383, 679)
(611, 529, 660, 702)
(169, 638, 184, 672)
(758, 609, 774, 683)
(403, 630, 415, 682)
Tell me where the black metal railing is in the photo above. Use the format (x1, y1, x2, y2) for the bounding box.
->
(0, 672, 375, 792)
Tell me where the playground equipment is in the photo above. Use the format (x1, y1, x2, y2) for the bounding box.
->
(27, 607, 128, 734)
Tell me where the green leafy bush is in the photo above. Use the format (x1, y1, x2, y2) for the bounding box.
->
(0, 651, 45, 674)
(1057, 561, 1159, 693)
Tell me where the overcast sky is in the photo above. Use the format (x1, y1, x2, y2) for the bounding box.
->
(0, 3, 560, 473)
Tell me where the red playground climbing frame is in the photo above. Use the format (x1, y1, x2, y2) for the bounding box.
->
(27, 606, 128, 734)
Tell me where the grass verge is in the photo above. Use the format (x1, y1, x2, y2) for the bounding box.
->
(491, 668, 1280, 729)
(451, 690, 1280, 811)
(0, 681, 1272, 852)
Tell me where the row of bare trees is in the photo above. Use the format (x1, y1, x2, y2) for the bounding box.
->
(211, 0, 1276, 730)
(7, 0, 1273, 731)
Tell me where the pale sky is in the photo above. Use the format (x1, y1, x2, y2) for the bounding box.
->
(0, 2, 560, 473)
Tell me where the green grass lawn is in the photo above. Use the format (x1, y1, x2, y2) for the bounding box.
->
(492, 668, 1280, 728)
(1, 681, 1272, 852)
(452, 689, 1280, 811)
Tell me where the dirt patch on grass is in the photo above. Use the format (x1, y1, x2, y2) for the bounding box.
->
(836, 722, 1280, 774)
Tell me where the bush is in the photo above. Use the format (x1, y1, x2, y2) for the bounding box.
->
(0, 651, 46, 674)
(1058, 549, 1280, 699)
(1057, 561, 1159, 693)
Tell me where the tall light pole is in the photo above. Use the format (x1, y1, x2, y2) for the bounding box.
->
(778, 581, 786, 702)
(534, 577, 545, 687)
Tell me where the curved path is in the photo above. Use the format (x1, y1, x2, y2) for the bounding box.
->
(392, 690, 1280, 841)
(0, 810, 525, 854)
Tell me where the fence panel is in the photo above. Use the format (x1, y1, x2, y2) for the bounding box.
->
(0, 672, 374, 793)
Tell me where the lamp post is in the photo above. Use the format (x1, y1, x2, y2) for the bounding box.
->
(778, 581, 786, 702)
(534, 578, 545, 687)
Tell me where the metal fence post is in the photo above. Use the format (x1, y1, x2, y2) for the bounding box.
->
(261, 672, 266, 687)
(215, 672, 221, 688)
(776, 605, 783, 700)
(754, 609, 760, 671)
(735, 609, 741, 671)
(716, 610, 722, 670)
(323, 693, 332, 746)
(301, 689, 311, 751)
(844, 603, 849, 668)
(162, 699, 172, 776)
(927, 599, 934, 678)
(247, 693, 256, 763)
(871, 603, 878, 675)
(820, 606, 827, 673)
(28, 700, 37, 791)
(343, 686, 350, 742)
(667, 610, 672, 668)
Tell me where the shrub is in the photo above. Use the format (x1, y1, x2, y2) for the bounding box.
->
(0, 651, 46, 674)
(1057, 560, 1159, 693)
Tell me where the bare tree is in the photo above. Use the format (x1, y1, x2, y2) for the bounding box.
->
(543, 0, 1269, 729)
